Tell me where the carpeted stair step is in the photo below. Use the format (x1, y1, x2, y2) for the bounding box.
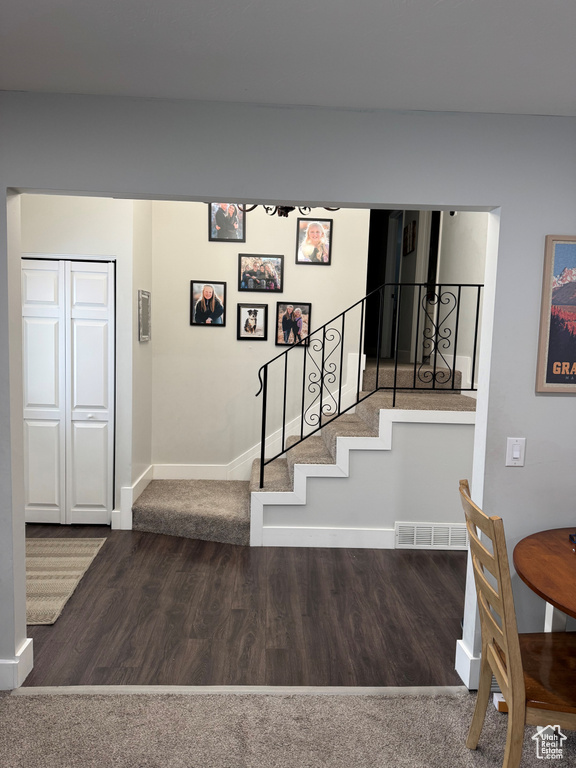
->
(286, 434, 335, 483)
(132, 479, 250, 546)
(362, 359, 462, 392)
(319, 413, 378, 457)
(249, 458, 292, 493)
(355, 390, 476, 431)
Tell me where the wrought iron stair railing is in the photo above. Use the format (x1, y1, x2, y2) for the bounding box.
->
(255, 282, 483, 488)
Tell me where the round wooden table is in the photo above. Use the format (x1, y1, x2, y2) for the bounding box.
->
(513, 527, 576, 629)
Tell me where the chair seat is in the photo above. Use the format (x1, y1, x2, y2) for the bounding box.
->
(520, 631, 576, 714)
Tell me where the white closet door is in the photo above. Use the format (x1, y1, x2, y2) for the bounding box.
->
(22, 261, 66, 523)
(66, 262, 115, 523)
(22, 259, 115, 525)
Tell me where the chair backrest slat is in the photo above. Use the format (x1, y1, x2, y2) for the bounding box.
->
(459, 480, 525, 701)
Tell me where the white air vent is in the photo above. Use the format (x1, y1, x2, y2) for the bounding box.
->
(395, 522, 469, 550)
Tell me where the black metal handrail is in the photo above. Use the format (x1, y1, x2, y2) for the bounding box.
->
(256, 282, 483, 488)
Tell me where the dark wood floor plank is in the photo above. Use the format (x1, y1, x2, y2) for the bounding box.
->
(24, 524, 467, 687)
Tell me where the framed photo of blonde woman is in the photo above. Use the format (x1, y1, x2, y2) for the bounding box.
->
(295, 218, 332, 265)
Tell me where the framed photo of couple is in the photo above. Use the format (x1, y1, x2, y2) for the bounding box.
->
(208, 203, 246, 243)
(276, 302, 312, 346)
(295, 218, 332, 265)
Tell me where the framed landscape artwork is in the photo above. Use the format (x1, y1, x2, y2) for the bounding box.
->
(208, 203, 246, 243)
(237, 302, 268, 341)
(276, 302, 311, 346)
(190, 281, 227, 326)
(536, 235, 576, 393)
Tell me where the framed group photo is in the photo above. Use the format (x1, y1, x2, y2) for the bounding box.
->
(237, 302, 268, 341)
(296, 218, 332, 265)
(238, 254, 284, 292)
(276, 302, 312, 346)
(536, 235, 576, 392)
(190, 281, 227, 326)
(208, 203, 246, 243)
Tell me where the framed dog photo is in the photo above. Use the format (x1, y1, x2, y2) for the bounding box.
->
(296, 219, 332, 265)
(190, 281, 227, 326)
(276, 302, 312, 346)
(208, 203, 246, 243)
(237, 303, 268, 341)
(238, 254, 284, 292)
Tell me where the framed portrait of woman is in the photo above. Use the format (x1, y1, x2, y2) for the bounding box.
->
(190, 281, 227, 326)
(208, 203, 246, 243)
(238, 254, 284, 292)
(276, 302, 311, 346)
(295, 218, 332, 265)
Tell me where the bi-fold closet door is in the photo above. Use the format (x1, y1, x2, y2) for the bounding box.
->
(22, 259, 115, 524)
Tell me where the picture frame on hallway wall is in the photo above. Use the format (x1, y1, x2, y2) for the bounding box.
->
(276, 302, 311, 346)
(190, 281, 227, 326)
(238, 254, 284, 292)
(295, 218, 332, 265)
(138, 290, 151, 342)
(237, 303, 268, 341)
(208, 203, 246, 243)
(536, 235, 576, 393)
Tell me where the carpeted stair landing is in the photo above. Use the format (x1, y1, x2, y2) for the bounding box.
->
(132, 479, 250, 546)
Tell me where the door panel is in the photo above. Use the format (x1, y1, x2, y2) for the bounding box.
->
(23, 420, 64, 523)
(23, 318, 62, 409)
(70, 320, 110, 414)
(68, 421, 111, 523)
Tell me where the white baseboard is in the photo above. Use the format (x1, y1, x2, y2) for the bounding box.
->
(455, 639, 481, 690)
(153, 464, 229, 481)
(0, 638, 34, 690)
(261, 526, 396, 548)
(117, 465, 154, 530)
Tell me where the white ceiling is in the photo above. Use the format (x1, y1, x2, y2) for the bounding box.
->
(1, 0, 576, 116)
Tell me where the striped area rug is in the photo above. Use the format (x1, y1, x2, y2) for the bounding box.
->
(26, 538, 107, 625)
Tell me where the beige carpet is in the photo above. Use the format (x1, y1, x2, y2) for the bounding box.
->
(3, 687, 574, 767)
(26, 538, 107, 625)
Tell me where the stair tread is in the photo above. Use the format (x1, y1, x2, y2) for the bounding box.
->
(286, 435, 334, 475)
(132, 479, 250, 546)
(250, 458, 292, 493)
(320, 415, 378, 458)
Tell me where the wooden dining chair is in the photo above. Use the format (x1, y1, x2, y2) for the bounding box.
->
(459, 479, 576, 768)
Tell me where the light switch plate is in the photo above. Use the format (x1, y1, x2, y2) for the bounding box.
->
(506, 437, 526, 467)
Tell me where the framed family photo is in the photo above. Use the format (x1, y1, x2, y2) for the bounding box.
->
(208, 203, 246, 242)
(295, 218, 332, 265)
(536, 235, 576, 393)
(238, 254, 284, 292)
(237, 303, 268, 341)
(190, 281, 227, 326)
(276, 302, 312, 346)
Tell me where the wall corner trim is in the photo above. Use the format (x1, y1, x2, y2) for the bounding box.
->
(0, 638, 34, 690)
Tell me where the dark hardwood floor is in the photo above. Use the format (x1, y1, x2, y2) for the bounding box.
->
(24, 525, 467, 687)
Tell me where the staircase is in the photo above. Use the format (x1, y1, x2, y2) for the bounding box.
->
(132, 383, 476, 547)
(133, 280, 482, 546)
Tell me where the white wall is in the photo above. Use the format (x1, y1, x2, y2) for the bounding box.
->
(151, 202, 370, 470)
(132, 201, 153, 484)
(1, 92, 576, 687)
(261, 420, 474, 541)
